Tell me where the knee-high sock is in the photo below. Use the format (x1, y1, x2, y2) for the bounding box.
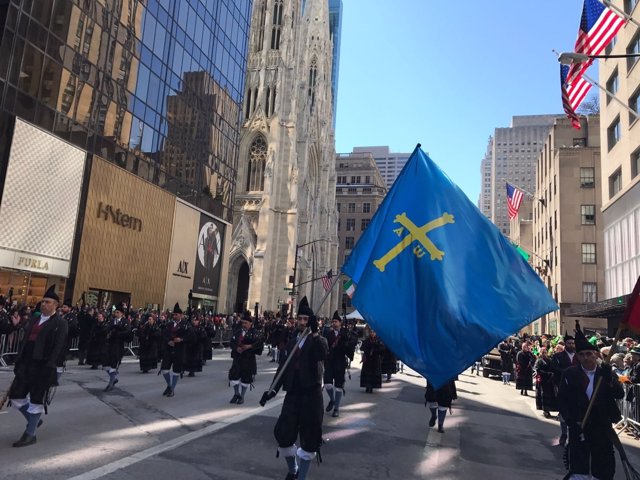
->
(233, 383, 240, 396)
(25, 412, 42, 436)
(437, 408, 447, 429)
(325, 384, 335, 402)
(429, 407, 437, 421)
(240, 383, 248, 399)
(297, 459, 312, 480)
(334, 389, 343, 410)
(279, 446, 297, 474)
(162, 371, 171, 387)
(170, 372, 179, 390)
(18, 403, 29, 421)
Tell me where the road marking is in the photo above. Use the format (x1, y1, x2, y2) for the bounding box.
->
(67, 398, 284, 480)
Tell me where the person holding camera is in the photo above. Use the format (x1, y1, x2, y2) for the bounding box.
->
(260, 297, 328, 480)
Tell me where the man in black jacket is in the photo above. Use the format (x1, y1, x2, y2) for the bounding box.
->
(260, 297, 328, 480)
(228, 311, 263, 404)
(557, 329, 623, 480)
(552, 333, 577, 446)
(323, 310, 356, 417)
(9, 286, 68, 447)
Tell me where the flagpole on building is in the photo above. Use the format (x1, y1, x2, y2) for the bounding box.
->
(601, 0, 640, 29)
(555, 50, 640, 118)
(509, 182, 546, 207)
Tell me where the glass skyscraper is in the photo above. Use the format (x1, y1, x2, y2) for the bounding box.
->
(0, 0, 251, 223)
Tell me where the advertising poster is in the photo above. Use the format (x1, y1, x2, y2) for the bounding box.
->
(192, 213, 225, 297)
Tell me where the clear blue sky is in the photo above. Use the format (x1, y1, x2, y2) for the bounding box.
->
(334, 0, 588, 202)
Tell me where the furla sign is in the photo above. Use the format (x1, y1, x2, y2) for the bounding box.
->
(97, 202, 143, 232)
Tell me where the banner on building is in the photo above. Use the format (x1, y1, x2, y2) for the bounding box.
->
(192, 213, 225, 297)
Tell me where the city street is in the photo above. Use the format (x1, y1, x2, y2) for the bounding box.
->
(2, 350, 640, 480)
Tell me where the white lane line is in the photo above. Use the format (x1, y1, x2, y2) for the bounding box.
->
(67, 398, 284, 480)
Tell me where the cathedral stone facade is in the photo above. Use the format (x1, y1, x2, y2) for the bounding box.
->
(225, 0, 339, 318)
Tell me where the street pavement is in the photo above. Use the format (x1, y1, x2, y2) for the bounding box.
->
(2, 350, 640, 479)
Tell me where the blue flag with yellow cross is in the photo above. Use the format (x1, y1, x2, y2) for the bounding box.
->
(342, 145, 558, 388)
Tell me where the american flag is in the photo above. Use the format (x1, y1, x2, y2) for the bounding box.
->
(567, 0, 625, 85)
(561, 65, 587, 130)
(321, 270, 333, 292)
(506, 183, 524, 220)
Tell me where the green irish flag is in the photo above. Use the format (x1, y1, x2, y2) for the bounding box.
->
(343, 279, 355, 298)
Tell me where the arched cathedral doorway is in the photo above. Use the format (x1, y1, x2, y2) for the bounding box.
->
(234, 261, 250, 314)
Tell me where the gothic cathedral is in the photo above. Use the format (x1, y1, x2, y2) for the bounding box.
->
(225, 0, 339, 318)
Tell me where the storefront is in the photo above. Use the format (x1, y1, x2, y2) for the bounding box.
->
(0, 119, 85, 305)
(73, 155, 174, 309)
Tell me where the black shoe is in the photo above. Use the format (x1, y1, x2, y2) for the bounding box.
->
(285, 472, 298, 480)
(429, 416, 436, 427)
(543, 411, 551, 419)
(142, 370, 149, 374)
(166, 389, 175, 397)
(162, 386, 171, 396)
(332, 409, 339, 417)
(236, 397, 244, 405)
(325, 400, 334, 412)
(187, 372, 195, 377)
(230, 395, 239, 404)
(104, 383, 113, 392)
(437, 426, 444, 433)
(12, 433, 36, 447)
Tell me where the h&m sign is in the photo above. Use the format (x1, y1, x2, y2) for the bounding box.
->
(97, 202, 142, 232)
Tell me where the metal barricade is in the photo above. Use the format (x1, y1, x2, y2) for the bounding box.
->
(211, 328, 232, 348)
(616, 383, 640, 438)
(0, 331, 24, 367)
(125, 333, 139, 357)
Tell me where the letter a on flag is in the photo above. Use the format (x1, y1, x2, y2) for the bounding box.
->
(342, 145, 558, 388)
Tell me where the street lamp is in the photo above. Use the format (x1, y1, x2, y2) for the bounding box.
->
(558, 51, 640, 64)
(290, 238, 330, 313)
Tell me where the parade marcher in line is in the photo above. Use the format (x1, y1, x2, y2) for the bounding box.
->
(160, 303, 193, 397)
(259, 297, 328, 480)
(76, 306, 94, 365)
(381, 343, 398, 383)
(516, 342, 535, 396)
(8, 286, 68, 447)
(86, 312, 108, 370)
(104, 304, 132, 392)
(425, 378, 457, 433)
(202, 315, 215, 365)
(360, 327, 384, 393)
(534, 347, 558, 418)
(56, 299, 79, 380)
(552, 332, 578, 446)
(323, 310, 357, 417)
(186, 314, 207, 377)
(137, 314, 161, 373)
(228, 311, 263, 404)
(498, 338, 515, 385)
(557, 328, 623, 480)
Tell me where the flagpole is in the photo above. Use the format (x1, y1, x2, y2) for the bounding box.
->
(600, 0, 640, 29)
(508, 181, 546, 207)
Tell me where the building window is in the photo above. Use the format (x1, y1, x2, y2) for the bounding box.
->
(580, 167, 595, 188)
(346, 218, 355, 231)
(633, 148, 640, 178)
(348, 203, 355, 213)
(629, 86, 640, 125)
(347, 187, 357, 194)
(583, 282, 597, 303)
(362, 187, 371, 193)
(627, 33, 640, 71)
(337, 219, 340, 230)
(345, 236, 354, 249)
(606, 69, 619, 104)
(361, 219, 370, 231)
(336, 203, 341, 212)
(609, 168, 622, 198)
(255, 0, 267, 52)
(608, 116, 621, 151)
(582, 243, 596, 264)
(271, 0, 283, 50)
(308, 57, 317, 113)
(362, 202, 371, 213)
(625, 0, 638, 13)
(581, 205, 596, 225)
(246, 136, 267, 191)
(365, 175, 370, 184)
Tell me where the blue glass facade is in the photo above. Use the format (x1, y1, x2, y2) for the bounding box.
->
(0, 0, 252, 222)
(328, 0, 341, 127)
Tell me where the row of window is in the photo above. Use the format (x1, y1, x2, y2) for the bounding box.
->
(608, 148, 640, 199)
(336, 175, 372, 184)
(337, 202, 371, 213)
(337, 187, 382, 194)
(338, 218, 370, 231)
